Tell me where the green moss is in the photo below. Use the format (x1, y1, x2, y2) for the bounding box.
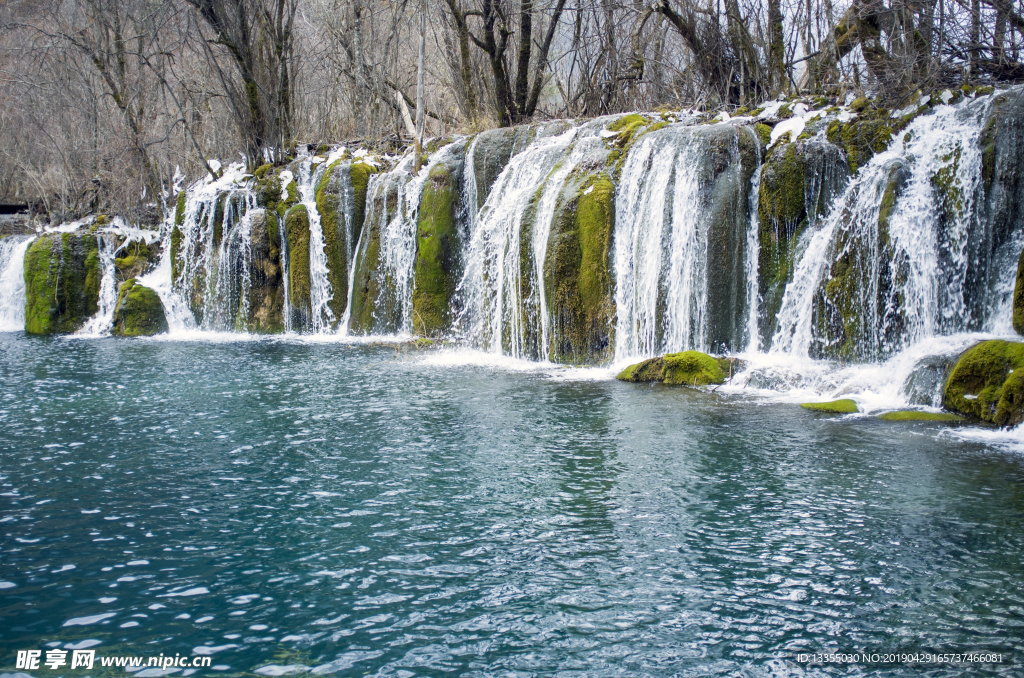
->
(23, 233, 101, 335)
(412, 164, 458, 337)
(944, 340, 1024, 425)
(114, 239, 159, 280)
(754, 123, 773, 148)
(777, 104, 793, 119)
(255, 172, 283, 211)
(617, 351, 730, 386)
(111, 279, 168, 337)
(931, 146, 964, 223)
(94, 214, 110, 226)
(839, 118, 893, 173)
(801, 399, 859, 413)
(1014, 247, 1024, 335)
(545, 172, 616, 363)
(285, 204, 311, 328)
(253, 163, 273, 179)
(878, 410, 963, 422)
(606, 113, 646, 133)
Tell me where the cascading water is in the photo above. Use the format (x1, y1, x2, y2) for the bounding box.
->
(613, 123, 756, 361)
(0, 236, 33, 331)
(172, 172, 259, 331)
(459, 125, 589, 358)
(770, 96, 992, 361)
(77, 233, 119, 336)
(296, 157, 336, 333)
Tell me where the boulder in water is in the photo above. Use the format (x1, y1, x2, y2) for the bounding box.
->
(617, 351, 735, 386)
(943, 339, 1024, 426)
(111, 279, 168, 337)
(800, 399, 859, 413)
(23, 233, 101, 335)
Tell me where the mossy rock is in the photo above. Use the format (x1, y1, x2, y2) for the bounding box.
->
(617, 351, 733, 386)
(543, 170, 616, 363)
(111, 279, 168, 337)
(245, 209, 285, 333)
(800, 399, 859, 413)
(878, 410, 963, 422)
(23, 233, 101, 335)
(826, 116, 893, 174)
(114, 239, 161, 281)
(943, 340, 1024, 426)
(412, 163, 459, 337)
(285, 204, 311, 330)
(812, 158, 904, 362)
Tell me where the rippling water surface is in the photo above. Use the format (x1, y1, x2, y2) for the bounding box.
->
(2, 334, 1023, 676)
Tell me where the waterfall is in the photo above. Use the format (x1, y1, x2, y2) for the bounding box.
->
(613, 124, 754, 360)
(296, 158, 335, 332)
(459, 125, 584, 358)
(0, 236, 33, 331)
(744, 160, 763, 353)
(77, 233, 119, 336)
(346, 140, 466, 335)
(173, 182, 258, 331)
(770, 96, 992, 360)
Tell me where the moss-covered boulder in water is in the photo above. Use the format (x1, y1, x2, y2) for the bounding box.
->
(285, 204, 311, 330)
(800, 399, 859, 413)
(245, 209, 285, 333)
(943, 340, 1024, 426)
(412, 164, 459, 336)
(617, 351, 733, 386)
(23, 233, 101, 335)
(878, 410, 963, 422)
(111, 279, 168, 337)
(544, 171, 616, 363)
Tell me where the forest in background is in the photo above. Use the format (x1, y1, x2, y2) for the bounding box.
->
(1, 0, 1022, 223)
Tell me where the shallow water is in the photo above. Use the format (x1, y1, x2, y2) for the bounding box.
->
(2, 334, 1023, 676)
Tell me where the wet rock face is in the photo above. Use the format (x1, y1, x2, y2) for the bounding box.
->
(111, 279, 168, 337)
(700, 124, 762, 352)
(544, 170, 616, 364)
(982, 91, 1024, 256)
(246, 209, 285, 333)
(285, 204, 312, 330)
(758, 139, 849, 347)
(24, 233, 101, 335)
(944, 340, 1024, 426)
(412, 164, 460, 337)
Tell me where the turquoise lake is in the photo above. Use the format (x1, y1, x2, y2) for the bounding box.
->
(1, 334, 1023, 676)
